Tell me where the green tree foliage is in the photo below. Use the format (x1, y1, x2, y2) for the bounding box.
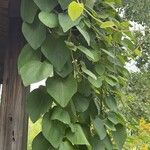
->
(123, 0, 150, 70)
(19, 0, 136, 149)
(120, 72, 150, 124)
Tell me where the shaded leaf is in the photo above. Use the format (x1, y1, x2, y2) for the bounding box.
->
(27, 86, 52, 123)
(41, 36, 70, 71)
(22, 19, 46, 50)
(20, 61, 53, 86)
(33, 0, 57, 12)
(42, 113, 66, 148)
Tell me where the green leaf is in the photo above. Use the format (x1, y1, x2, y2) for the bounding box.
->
(42, 112, 66, 148)
(22, 19, 46, 50)
(100, 21, 115, 28)
(58, 0, 70, 10)
(39, 12, 58, 28)
(59, 141, 74, 150)
(88, 77, 102, 88)
(105, 95, 117, 112)
(76, 23, 90, 45)
(101, 49, 115, 58)
(73, 94, 89, 112)
(21, 0, 38, 23)
(33, 0, 57, 12)
(51, 107, 71, 125)
(27, 86, 52, 123)
(66, 124, 90, 145)
(58, 13, 81, 32)
(46, 76, 77, 107)
(78, 46, 96, 61)
(41, 36, 70, 71)
(32, 132, 53, 150)
(112, 124, 127, 150)
(68, 1, 84, 21)
(92, 117, 107, 140)
(20, 61, 53, 86)
(81, 62, 97, 80)
(105, 76, 117, 86)
(18, 44, 41, 73)
(95, 64, 105, 75)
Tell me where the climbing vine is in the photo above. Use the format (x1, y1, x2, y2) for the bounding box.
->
(19, 0, 137, 149)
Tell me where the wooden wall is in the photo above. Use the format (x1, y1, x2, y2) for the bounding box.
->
(0, 0, 29, 150)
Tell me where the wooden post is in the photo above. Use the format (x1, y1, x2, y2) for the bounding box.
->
(0, 6, 29, 150)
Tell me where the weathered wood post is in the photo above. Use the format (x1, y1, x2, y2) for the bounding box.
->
(0, 0, 29, 149)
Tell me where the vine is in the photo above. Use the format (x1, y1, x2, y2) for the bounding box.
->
(19, 0, 137, 149)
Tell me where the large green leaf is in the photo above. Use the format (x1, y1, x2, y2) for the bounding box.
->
(51, 106, 71, 125)
(18, 44, 41, 73)
(92, 117, 107, 140)
(21, 0, 38, 23)
(42, 113, 66, 148)
(22, 19, 46, 50)
(66, 124, 90, 145)
(20, 61, 53, 86)
(33, 0, 57, 12)
(27, 86, 52, 123)
(32, 132, 53, 150)
(39, 12, 58, 28)
(41, 36, 70, 71)
(46, 76, 77, 107)
(58, 14, 81, 32)
(59, 141, 74, 150)
(112, 124, 127, 150)
(68, 1, 84, 21)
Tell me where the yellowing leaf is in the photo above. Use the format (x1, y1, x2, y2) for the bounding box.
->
(134, 49, 142, 56)
(68, 1, 84, 21)
(100, 21, 115, 28)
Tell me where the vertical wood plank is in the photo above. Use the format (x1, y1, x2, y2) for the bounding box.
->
(0, 17, 29, 150)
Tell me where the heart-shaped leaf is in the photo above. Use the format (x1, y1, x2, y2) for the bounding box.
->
(27, 87, 52, 123)
(46, 76, 77, 107)
(39, 12, 58, 28)
(68, 1, 84, 21)
(22, 19, 46, 50)
(20, 61, 53, 86)
(41, 36, 70, 71)
(18, 44, 41, 73)
(66, 124, 90, 145)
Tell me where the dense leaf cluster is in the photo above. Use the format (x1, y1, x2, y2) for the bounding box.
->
(19, 0, 136, 149)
